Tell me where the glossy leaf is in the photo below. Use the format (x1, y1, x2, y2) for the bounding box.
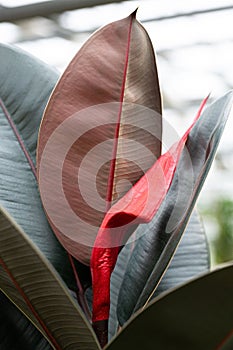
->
(91, 97, 207, 325)
(0, 292, 52, 350)
(0, 43, 86, 290)
(108, 211, 210, 339)
(37, 10, 162, 265)
(106, 263, 233, 350)
(0, 205, 100, 350)
(117, 91, 233, 325)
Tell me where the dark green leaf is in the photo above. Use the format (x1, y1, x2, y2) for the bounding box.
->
(0, 291, 52, 350)
(219, 335, 233, 350)
(0, 205, 100, 349)
(117, 92, 233, 325)
(107, 263, 233, 350)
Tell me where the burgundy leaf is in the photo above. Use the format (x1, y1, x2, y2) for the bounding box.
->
(37, 11, 162, 266)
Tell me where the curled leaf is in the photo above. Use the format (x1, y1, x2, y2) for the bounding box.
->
(91, 97, 208, 324)
(117, 91, 233, 325)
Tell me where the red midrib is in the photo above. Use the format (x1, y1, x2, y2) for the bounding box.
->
(0, 99, 37, 180)
(105, 14, 134, 211)
(91, 13, 136, 326)
(0, 258, 62, 350)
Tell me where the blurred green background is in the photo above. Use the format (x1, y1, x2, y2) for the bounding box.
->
(199, 198, 233, 265)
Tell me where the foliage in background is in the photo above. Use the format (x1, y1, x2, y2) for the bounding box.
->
(200, 198, 233, 264)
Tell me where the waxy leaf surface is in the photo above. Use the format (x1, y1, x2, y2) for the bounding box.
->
(37, 11, 162, 265)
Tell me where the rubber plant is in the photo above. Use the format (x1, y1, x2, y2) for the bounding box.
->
(0, 10, 233, 350)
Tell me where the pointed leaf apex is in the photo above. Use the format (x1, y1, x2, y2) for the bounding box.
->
(131, 8, 138, 18)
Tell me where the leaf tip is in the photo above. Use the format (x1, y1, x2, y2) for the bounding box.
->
(131, 7, 139, 19)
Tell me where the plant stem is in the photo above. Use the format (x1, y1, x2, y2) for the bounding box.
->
(68, 254, 91, 322)
(92, 320, 108, 348)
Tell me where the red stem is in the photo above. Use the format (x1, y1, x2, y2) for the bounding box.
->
(68, 254, 91, 322)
